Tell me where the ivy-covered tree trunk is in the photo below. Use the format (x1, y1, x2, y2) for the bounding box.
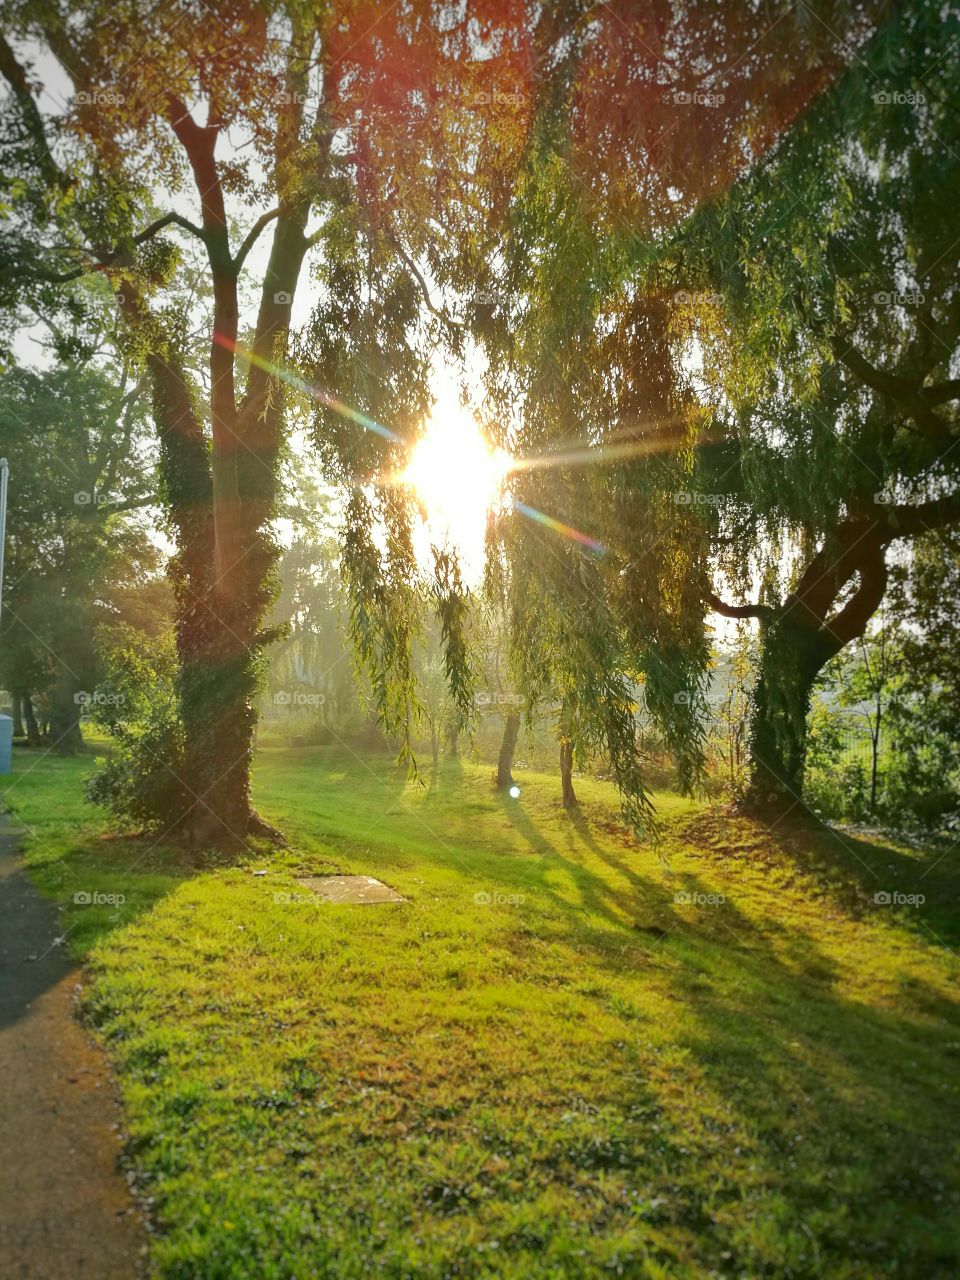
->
(746, 615, 828, 812)
(496, 713, 520, 788)
(738, 521, 890, 817)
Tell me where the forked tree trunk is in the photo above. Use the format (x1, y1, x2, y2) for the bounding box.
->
(746, 616, 826, 813)
(496, 713, 520, 788)
(739, 523, 890, 817)
(560, 739, 577, 808)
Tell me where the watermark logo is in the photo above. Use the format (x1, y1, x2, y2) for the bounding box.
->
(74, 489, 118, 506)
(74, 690, 125, 708)
(74, 89, 126, 107)
(274, 690, 326, 708)
(873, 890, 925, 906)
(874, 289, 924, 307)
(274, 291, 293, 305)
(676, 289, 723, 306)
(471, 88, 523, 109)
(274, 89, 324, 109)
(673, 691, 691, 706)
(473, 889, 525, 907)
(273, 891, 315, 905)
(673, 491, 722, 506)
(673, 90, 725, 107)
(73, 890, 126, 906)
(872, 90, 925, 106)
(474, 691, 525, 708)
(674, 890, 725, 906)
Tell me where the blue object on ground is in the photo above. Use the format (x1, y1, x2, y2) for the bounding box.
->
(0, 715, 12, 774)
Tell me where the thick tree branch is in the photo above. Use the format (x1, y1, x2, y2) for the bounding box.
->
(0, 35, 65, 188)
(831, 336, 948, 438)
(134, 211, 206, 246)
(821, 543, 888, 654)
(705, 591, 773, 620)
(878, 489, 960, 539)
(233, 208, 281, 272)
(20, 211, 206, 286)
(921, 379, 960, 406)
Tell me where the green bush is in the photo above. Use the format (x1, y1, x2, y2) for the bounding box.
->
(84, 625, 191, 831)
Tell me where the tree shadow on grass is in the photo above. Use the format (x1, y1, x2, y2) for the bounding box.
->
(684, 806, 960, 952)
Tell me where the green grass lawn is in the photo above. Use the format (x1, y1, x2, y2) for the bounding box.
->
(3, 742, 960, 1278)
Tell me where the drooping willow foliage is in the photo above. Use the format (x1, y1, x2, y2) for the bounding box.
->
(654, 0, 960, 802)
(450, 2, 887, 830)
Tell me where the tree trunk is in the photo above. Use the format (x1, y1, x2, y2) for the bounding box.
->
(741, 525, 889, 817)
(870, 702, 881, 813)
(50, 670, 84, 755)
(560, 739, 577, 808)
(22, 695, 40, 746)
(745, 616, 825, 814)
(11, 693, 23, 739)
(496, 713, 520, 788)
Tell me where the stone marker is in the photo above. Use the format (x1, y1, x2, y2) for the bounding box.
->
(297, 875, 404, 904)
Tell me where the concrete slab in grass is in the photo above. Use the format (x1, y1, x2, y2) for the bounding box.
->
(297, 875, 404, 904)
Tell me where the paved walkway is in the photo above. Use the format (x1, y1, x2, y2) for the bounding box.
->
(0, 819, 144, 1279)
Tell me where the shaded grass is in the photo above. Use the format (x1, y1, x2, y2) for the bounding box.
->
(3, 743, 959, 1278)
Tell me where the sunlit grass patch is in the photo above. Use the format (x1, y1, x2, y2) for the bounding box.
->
(4, 745, 959, 1278)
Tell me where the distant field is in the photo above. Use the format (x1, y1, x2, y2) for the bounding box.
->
(4, 743, 959, 1278)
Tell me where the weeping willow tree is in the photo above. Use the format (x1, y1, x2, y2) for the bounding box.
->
(663, 0, 960, 812)
(432, 1, 885, 834)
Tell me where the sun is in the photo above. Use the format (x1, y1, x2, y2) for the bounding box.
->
(400, 400, 511, 565)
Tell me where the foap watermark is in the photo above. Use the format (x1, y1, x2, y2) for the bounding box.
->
(74, 488, 119, 507)
(274, 89, 324, 110)
(273, 891, 316, 905)
(73, 890, 126, 906)
(873, 89, 925, 106)
(274, 690, 326, 708)
(471, 88, 523, 109)
(474, 691, 525, 708)
(673, 89, 725, 108)
(274, 290, 293, 305)
(473, 889, 525, 907)
(673, 491, 722, 506)
(874, 289, 924, 307)
(676, 289, 724, 307)
(674, 890, 726, 906)
(874, 890, 925, 907)
(74, 89, 126, 107)
(75, 690, 125, 708)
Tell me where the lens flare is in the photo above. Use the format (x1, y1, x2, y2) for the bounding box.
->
(399, 403, 510, 556)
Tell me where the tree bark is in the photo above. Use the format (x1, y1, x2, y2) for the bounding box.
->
(560, 738, 577, 808)
(50, 670, 84, 755)
(745, 615, 828, 813)
(743, 522, 889, 815)
(496, 713, 520, 788)
(22, 695, 40, 746)
(11, 693, 23, 739)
